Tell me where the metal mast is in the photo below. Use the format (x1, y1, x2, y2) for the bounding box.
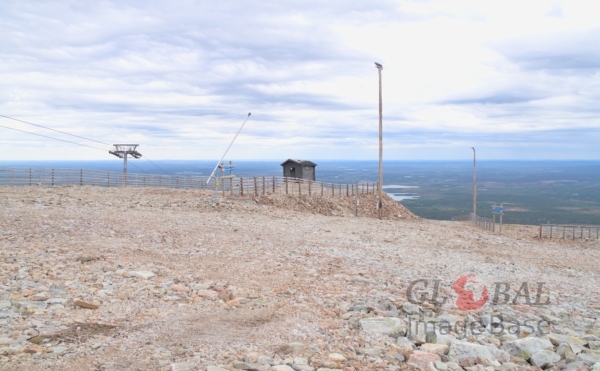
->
(375, 62, 383, 220)
(109, 144, 142, 185)
(472, 147, 477, 216)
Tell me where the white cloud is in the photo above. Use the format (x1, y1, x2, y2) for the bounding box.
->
(0, 0, 599, 160)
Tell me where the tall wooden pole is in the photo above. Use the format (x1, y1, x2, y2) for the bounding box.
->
(472, 147, 476, 216)
(375, 62, 383, 220)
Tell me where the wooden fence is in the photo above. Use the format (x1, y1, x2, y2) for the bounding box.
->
(452, 212, 496, 232)
(539, 224, 600, 240)
(0, 166, 378, 198)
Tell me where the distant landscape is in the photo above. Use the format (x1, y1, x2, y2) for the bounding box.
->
(1, 160, 599, 226)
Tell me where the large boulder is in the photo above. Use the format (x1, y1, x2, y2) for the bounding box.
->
(501, 337, 554, 360)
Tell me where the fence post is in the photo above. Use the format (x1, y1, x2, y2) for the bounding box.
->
(539, 225, 542, 239)
(240, 177, 244, 196)
(254, 177, 257, 196)
(107, 172, 110, 187)
(272, 176, 275, 193)
(298, 179, 301, 195)
(309, 180, 311, 195)
(29, 168, 32, 186)
(285, 177, 288, 194)
(346, 184, 349, 197)
(262, 177, 266, 195)
(51, 169, 54, 186)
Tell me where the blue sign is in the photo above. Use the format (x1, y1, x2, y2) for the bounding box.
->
(492, 206, 503, 213)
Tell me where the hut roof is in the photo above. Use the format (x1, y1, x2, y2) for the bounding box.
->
(280, 159, 317, 167)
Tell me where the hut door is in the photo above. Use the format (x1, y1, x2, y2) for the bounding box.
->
(289, 167, 296, 178)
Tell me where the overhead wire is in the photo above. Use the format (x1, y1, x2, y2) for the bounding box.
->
(141, 156, 169, 174)
(0, 124, 149, 174)
(0, 114, 111, 146)
(0, 125, 109, 152)
(0, 114, 168, 175)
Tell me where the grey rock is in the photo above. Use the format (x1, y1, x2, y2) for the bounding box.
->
(402, 302, 422, 315)
(501, 337, 554, 360)
(447, 340, 505, 366)
(530, 350, 561, 368)
(579, 353, 600, 367)
(13, 301, 47, 310)
(45, 298, 68, 304)
(349, 304, 367, 312)
(170, 360, 197, 371)
(434, 360, 448, 371)
(407, 318, 436, 344)
(291, 365, 314, 371)
(563, 361, 591, 371)
(52, 346, 69, 355)
(293, 357, 308, 365)
(49, 286, 67, 295)
(558, 343, 578, 363)
(549, 333, 588, 353)
(191, 283, 210, 291)
(128, 271, 156, 279)
(355, 347, 383, 356)
(435, 334, 457, 347)
(360, 317, 407, 337)
(0, 337, 11, 345)
(397, 337, 416, 348)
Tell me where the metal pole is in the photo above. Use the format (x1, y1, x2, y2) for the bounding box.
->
(123, 153, 128, 186)
(207, 112, 251, 185)
(355, 182, 359, 217)
(375, 62, 384, 220)
(472, 147, 476, 216)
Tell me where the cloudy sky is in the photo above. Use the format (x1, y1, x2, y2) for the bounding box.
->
(1, 0, 599, 160)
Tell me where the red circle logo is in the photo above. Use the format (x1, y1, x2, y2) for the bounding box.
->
(451, 275, 488, 310)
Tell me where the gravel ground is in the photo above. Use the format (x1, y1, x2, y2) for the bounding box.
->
(0, 186, 599, 371)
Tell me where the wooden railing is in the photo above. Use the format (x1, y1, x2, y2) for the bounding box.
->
(452, 212, 496, 232)
(0, 166, 378, 197)
(540, 224, 600, 240)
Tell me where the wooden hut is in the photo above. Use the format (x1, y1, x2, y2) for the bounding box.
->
(280, 159, 317, 181)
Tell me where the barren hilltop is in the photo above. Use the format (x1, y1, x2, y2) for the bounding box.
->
(1, 186, 599, 371)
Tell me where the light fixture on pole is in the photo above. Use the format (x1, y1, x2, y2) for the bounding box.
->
(375, 62, 383, 220)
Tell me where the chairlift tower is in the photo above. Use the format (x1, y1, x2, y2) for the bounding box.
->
(109, 144, 142, 185)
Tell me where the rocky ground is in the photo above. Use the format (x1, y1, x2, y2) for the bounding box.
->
(0, 185, 599, 371)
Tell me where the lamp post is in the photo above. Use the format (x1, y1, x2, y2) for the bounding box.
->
(472, 147, 477, 217)
(375, 62, 383, 220)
